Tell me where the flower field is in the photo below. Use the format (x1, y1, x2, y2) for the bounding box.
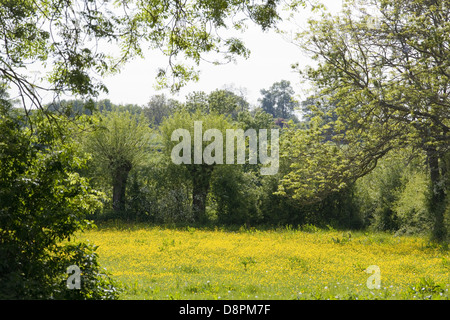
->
(72, 223, 450, 300)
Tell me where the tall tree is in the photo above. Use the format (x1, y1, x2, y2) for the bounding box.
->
(259, 80, 299, 120)
(208, 89, 249, 119)
(282, 0, 450, 241)
(182, 89, 250, 119)
(160, 109, 235, 222)
(143, 94, 180, 126)
(83, 110, 152, 213)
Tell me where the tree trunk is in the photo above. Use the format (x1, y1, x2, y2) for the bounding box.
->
(112, 162, 132, 213)
(191, 164, 213, 223)
(426, 148, 447, 242)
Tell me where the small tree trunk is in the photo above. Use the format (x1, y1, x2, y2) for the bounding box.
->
(112, 162, 132, 213)
(426, 148, 447, 242)
(191, 164, 213, 223)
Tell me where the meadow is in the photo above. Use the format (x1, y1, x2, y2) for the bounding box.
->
(72, 223, 450, 300)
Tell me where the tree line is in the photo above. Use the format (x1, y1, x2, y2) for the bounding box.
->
(35, 79, 448, 240)
(47, 82, 302, 225)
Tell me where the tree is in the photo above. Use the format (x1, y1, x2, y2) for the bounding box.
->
(208, 89, 249, 119)
(82, 110, 152, 213)
(182, 89, 250, 119)
(355, 149, 433, 234)
(283, 0, 450, 241)
(160, 109, 235, 222)
(259, 80, 299, 121)
(183, 91, 210, 114)
(0, 0, 307, 115)
(143, 94, 180, 127)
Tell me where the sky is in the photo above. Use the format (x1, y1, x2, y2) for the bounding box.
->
(8, 0, 343, 109)
(95, 0, 343, 108)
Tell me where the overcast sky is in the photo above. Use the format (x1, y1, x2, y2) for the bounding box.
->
(96, 0, 343, 108)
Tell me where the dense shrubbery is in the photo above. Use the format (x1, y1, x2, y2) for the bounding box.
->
(0, 101, 119, 299)
(210, 165, 262, 225)
(355, 149, 442, 236)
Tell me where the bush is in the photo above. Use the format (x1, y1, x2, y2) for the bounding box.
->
(0, 104, 119, 299)
(146, 157, 194, 224)
(258, 174, 305, 226)
(355, 151, 406, 231)
(310, 185, 363, 229)
(261, 174, 361, 229)
(354, 149, 434, 235)
(210, 165, 261, 225)
(393, 170, 433, 235)
(53, 242, 121, 300)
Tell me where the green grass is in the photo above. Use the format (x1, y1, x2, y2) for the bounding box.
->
(72, 223, 450, 300)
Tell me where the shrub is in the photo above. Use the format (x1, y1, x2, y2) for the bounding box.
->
(210, 165, 261, 226)
(354, 149, 436, 235)
(52, 242, 120, 300)
(393, 170, 433, 235)
(355, 151, 408, 231)
(0, 104, 119, 299)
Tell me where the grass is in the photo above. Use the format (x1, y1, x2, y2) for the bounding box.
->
(71, 222, 449, 300)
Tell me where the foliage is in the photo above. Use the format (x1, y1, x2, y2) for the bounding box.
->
(0, 102, 117, 299)
(236, 108, 275, 132)
(210, 165, 261, 225)
(207, 89, 249, 119)
(81, 110, 153, 213)
(258, 173, 306, 226)
(259, 80, 299, 121)
(53, 241, 121, 300)
(355, 152, 407, 232)
(46, 99, 144, 118)
(128, 150, 194, 224)
(355, 149, 434, 235)
(287, 0, 450, 241)
(394, 169, 433, 235)
(83, 110, 152, 172)
(142, 94, 181, 127)
(159, 109, 235, 222)
(276, 123, 367, 205)
(181, 89, 249, 119)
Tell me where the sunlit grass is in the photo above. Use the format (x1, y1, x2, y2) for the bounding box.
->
(71, 223, 449, 300)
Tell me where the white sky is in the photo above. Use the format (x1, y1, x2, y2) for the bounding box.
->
(97, 0, 343, 108)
